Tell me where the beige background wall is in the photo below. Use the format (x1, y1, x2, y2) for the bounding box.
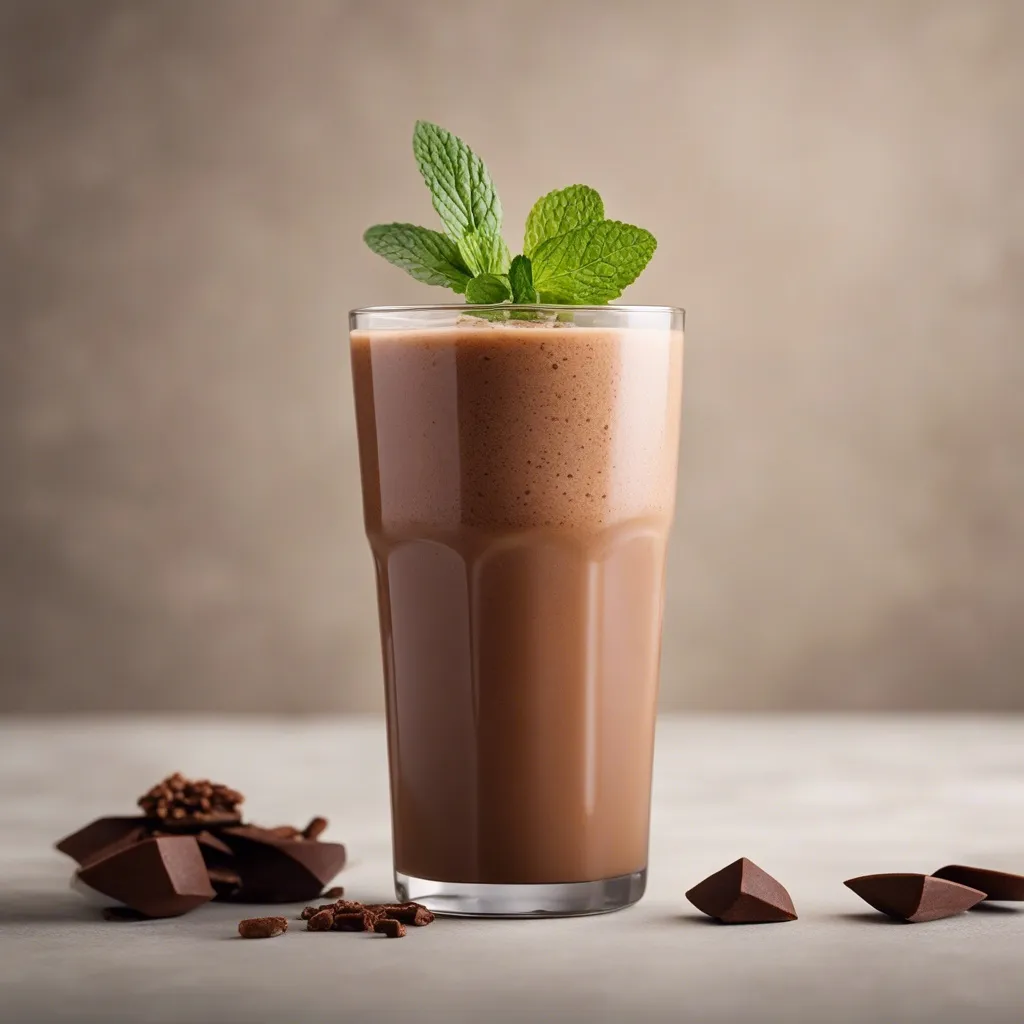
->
(1, 0, 1022, 712)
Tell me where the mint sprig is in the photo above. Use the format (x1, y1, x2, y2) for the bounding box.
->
(531, 221, 656, 304)
(364, 122, 657, 305)
(363, 223, 472, 293)
(524, 185, 604, 258)
(465, 273, 512, 304)
(508, 255, 537, 304)
(412, 121, 502, 240)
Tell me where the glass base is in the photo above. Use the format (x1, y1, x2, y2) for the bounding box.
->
(395, 868, 646, 918)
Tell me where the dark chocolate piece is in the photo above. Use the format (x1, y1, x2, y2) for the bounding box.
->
(321, 886, 345, 899)
(685, 858, 797, 923)
(218, 825, 345, 903)
(932, 865, 1024, 901)
(77, 835, 215, 918)
(238, 916, 288, 938)
(374, 918, 406, 938)
(844, 873, 986, 922)
(207, 866, 243, 899)
(56, 817, 148, 867)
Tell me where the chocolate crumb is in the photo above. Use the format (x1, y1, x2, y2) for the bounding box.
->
(238, 916, 288, 939)
(321, 886, 345, 899)
(375, 918, 406, 938)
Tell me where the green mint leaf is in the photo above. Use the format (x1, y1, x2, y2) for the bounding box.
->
(363, 223, 472, 293)
(465, 273, 512, 304)
(457, 230, 512, 276)
(531, 220, 657, 303)
(508, 255, 538, 303)
(413, 121, 502, 240)
(523, 185, 604, 258)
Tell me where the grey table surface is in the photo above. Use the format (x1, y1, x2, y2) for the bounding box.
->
(1, 715, 1023, 1024)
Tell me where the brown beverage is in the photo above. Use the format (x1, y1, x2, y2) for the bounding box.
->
(350, 306, 683, 915)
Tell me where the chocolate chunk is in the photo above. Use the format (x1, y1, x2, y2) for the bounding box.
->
(374, 918, 406, 938)
(932, 865, 1024, 901)
(56, 817, 148, 867)
(196, 830, 233, 856)
(219, 825, 346, 903)
(78, 835, 214, 918)
(844, 873, 986, 922)
(685, 858, 797, 923)
(321, 886, 345, 899)
(207, 866, 243, 899)
(238, 916, 288, 939)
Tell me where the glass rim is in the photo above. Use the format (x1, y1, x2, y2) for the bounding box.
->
(350, 303, 684, 317)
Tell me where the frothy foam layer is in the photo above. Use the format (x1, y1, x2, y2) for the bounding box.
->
(351, 325, 683, 532)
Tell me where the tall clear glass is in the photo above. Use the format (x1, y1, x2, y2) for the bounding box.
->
(350, 304, 684, 916)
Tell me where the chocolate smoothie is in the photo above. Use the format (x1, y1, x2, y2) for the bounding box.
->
(351, 310, 683, 893)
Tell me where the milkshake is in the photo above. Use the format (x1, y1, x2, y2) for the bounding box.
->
(350, 305, 683, 915)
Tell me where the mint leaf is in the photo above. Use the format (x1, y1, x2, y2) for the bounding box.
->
(363, 223, 473, 293)
(531, 220, 657, 303)
(508, 255, 538, 303)
(524, 185, 604, 258)
(465, 274, 512, 304)
(413, 121, 502, 241)
(458, 230, 511, 277)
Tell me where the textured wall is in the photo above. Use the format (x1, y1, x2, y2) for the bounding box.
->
(1, 0, 1022, 712)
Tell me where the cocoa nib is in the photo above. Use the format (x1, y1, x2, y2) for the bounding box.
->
(299, 897, 434, 933)
(237, 916, 288, 939)
(138, 773, 243, 826)
(306, 909, 335, 932)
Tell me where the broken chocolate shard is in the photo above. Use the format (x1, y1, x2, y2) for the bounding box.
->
(219, 825, 346, 903)
(56, 817, 148, 867)
(685, 858, 797, 923)
(844, 873, 986, 922)
(207, 866, 243, 899)
(78, 835, 215, 918)
(195, 830, 233, 856)
(932, 865, 1024, 902)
